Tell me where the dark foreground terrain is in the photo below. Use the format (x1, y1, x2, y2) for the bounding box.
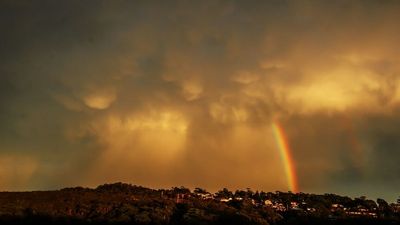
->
(0, 183, 399, 225)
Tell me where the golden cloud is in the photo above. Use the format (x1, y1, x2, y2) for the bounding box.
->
(0, 155, 38, 190)
(83, 94, 116, 110)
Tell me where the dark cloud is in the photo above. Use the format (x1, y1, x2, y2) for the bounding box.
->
(285, 110, 400, 201)
(1, 0, 400, 201)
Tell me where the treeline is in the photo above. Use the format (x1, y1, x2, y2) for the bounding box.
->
(0, 182, 398, 225)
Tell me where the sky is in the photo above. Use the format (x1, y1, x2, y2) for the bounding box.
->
(1, 0, 400, 202)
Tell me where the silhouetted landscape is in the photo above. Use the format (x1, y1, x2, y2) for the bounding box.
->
(0, 183, 399, 225)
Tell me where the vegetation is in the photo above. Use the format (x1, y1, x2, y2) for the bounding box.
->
(0, 183, 399, 225)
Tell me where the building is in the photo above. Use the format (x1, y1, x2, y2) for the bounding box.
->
(220, 197, 232, 202)
(345, 205, 377, 218)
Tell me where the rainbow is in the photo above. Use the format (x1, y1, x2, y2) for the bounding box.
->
(272, 122, 299, 193)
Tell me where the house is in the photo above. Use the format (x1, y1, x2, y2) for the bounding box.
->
(264, 199, 273, 206)
(220, 197, 232, 202)
(345, 205, 377, 218)
(272, 202, 287, 212)
(196, 193, 214, 200)
(331, 203, 344, 212)
(306, 207, 316, 213)
(290, 201, 300, 209)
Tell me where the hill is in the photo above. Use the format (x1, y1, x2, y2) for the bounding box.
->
(0, 183, 399, 225)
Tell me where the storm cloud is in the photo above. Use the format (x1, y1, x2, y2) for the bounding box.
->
(1, 0, 400, 201)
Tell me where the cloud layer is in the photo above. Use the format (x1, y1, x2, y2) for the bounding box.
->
(1, 0, 400, 201)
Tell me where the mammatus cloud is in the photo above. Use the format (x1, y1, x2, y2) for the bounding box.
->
(82, 89, 117, 110)
(0, 0, 400, 201)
